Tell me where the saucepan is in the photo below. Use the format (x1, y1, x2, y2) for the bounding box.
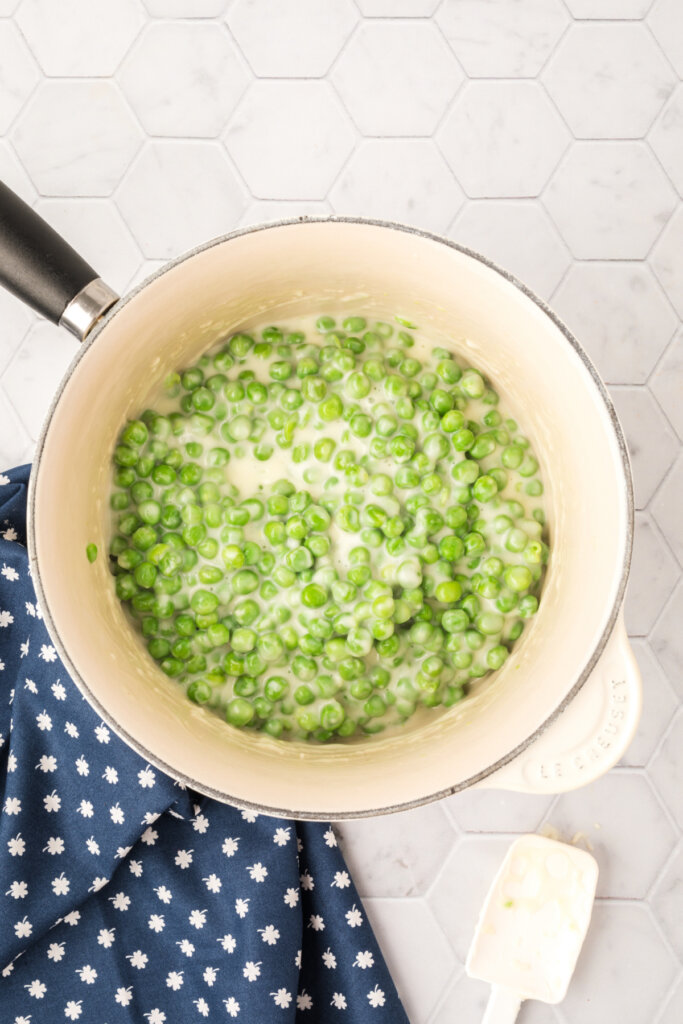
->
(0, 182, 641, 818)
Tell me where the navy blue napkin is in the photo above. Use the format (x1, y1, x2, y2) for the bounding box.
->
(0, 466, 408, 1023)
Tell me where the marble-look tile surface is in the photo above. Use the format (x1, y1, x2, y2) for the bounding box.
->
(335, 804, 456, 898)
(650, 581, 683, 696)
(624, 513, 678, 635)
(565, 0, 654, 15)
(608, 386, 678, 508)
(543, 142, 676, 259)
(560, 902, 678, 1024)
(551, 262, 676, 384)
(650, 841, 683, 961)
(650, 328, 683, 441)
(16, 0, 144, 77)
(0, 22, 39, 134)
(332, 21, 462, 137)
(426, 835, 511, 962)
(542, 23, 675, 139)
(0, 384, 29, 469)
(0, 290, 33, 377)
(659, 980, 683, 1024)
(0, 140, 36, 204)
(228, 0, 356, 77)
(0, 7, 682, 1023)
(436, 0, 568, 78)
(649, 708, 683, 829)
(361, 899, 455, 1023)
(432, 973, 561, 1024)
(116, 141, 246, 257)
(444, 788, 554, 835)
(144, 0, 226, 14)
(12, 80, 143, 196)
(449, 200, 570, 299)
(438, 81, 569, 198)
(651, 207, 683, 318)
(544, 771, 675, 898)
(649, 0, 683, 78)
(651, 453, 683, 567)
(225, 80, 354, 198)
(120, 22, 249, 137)
(649, 84, 683, 197)
(329, 138, 463, 233)
(620, 639, 678, 766)
(238, 199, 332, 228)
(356, 0, 440, 14)
(2, 322, 77, 440)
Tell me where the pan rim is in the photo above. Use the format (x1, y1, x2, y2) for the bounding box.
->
(26, 215, 634, 819)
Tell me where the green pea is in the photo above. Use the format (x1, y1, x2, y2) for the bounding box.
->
(504, 566, 533, 592)
(302, 376, 327, 403)
(476, 611, 504, 635)
(319, 394, 343, 421)
(469, 434, 496, 459)
(519, 454, 539, 477)
(294, 684, 315, 705)
(502, 444, 524, 469)
(227, 698, 255, 727)
(302, 583, 328, 608)
(232, 570, 259, 594)
(190, 590, 219, 615)
(132, 526, 157, 551)
(518, 595, 539, 618)
(472, 475, 498, 503)
(452, 428, 475, 451)
(231, 627, 256, 652)
(133, 561, 157, 589)
(460, 369, 485, 398)
(505, 528, 528, 553)
(285, 547, 313, 573)
(364, 695, 386, 718)
(435, 580, 462, 603)
(487, 645, 509, 670)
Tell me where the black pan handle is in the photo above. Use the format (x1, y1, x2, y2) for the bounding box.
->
(0, 181, 118, 339)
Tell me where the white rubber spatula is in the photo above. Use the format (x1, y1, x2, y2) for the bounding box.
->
(466, 834, 598, 1023)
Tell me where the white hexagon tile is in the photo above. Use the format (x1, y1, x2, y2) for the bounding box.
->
(551, 262, 676, 384)
(0, 4, 682, 1022)
(116, 141, 247, 257)
(332, 20, 462, 136)
(436, 0, 569, 78)
(15, 0, 144, 77)
(449, 200, 570, 299)
(625, 513, 678, 635)
(438, 81, 570, 198)
(362, 899, 456, 1023)
(119, 22, 249, 137)
(542, 22, 675, 139)
(651, 327, 683, 441)
(227, 0, 357, 78)
(543, 141, 676, 259)
(329, 138, 464, 232)
(224, 80, 354, 198)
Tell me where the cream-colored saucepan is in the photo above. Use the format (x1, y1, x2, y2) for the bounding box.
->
(0, 182, 641, 819)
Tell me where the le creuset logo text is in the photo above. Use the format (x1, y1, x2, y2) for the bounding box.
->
(536, 677, 630, 781)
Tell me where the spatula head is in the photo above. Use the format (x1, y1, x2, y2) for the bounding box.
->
(466, 834, 598, 1004)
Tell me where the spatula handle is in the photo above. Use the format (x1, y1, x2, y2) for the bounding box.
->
(482, 985, 522, 1024)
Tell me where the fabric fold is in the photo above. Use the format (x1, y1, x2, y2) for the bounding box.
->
(0, 466, 409, 1023)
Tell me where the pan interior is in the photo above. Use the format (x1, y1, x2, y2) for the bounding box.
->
(31, 221, 629, 817)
